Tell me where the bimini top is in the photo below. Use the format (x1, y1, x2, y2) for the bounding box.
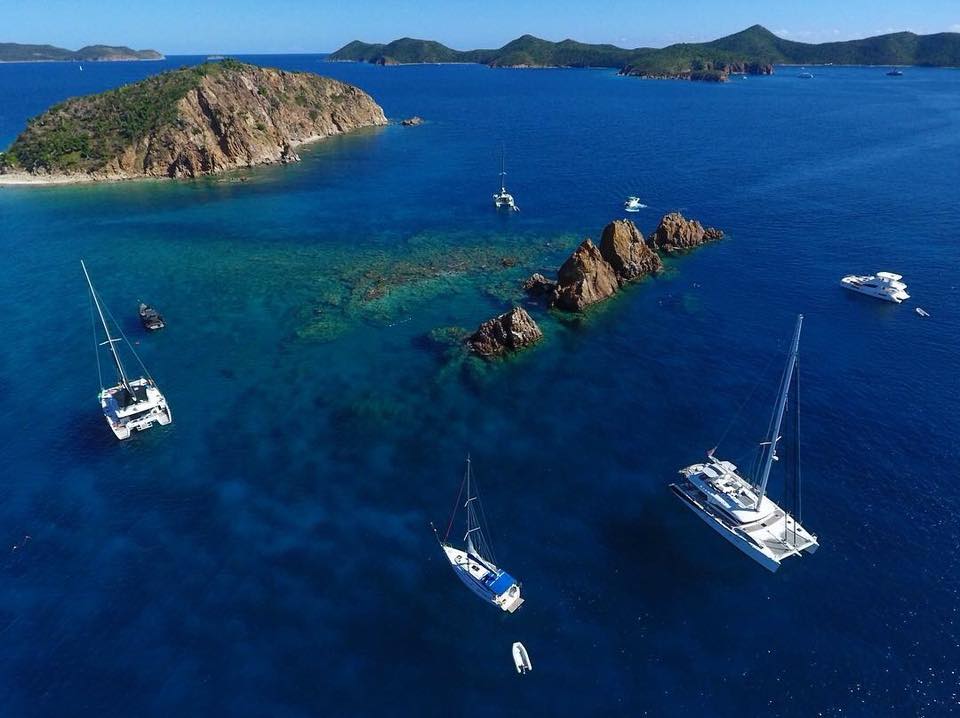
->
(487, 570, 518, 595)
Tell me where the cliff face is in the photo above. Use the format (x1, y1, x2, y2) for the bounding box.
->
(599, 219, 663, 281)
(554, 239, 621, 311)
(1, 60, 387, 180)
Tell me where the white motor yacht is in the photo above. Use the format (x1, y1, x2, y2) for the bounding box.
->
(670, 315, 818, 572)
(840, 272, 909, 303)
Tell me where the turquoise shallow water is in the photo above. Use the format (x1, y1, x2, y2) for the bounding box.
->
(1, 57, 959, 717)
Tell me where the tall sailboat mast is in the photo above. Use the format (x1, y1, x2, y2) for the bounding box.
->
(81, 260, 134, 396)
(499, 147, 507, 193)
(754, 314, 803, 504)
(464, 455, 479, 554)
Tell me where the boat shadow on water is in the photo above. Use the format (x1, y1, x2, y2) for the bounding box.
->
(598, 500, 756, 605)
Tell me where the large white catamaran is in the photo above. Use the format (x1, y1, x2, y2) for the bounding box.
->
(493, 146, 518, 212)
(435, 457, 524, 613)
(670, 314, 818, 572)
(82, 260, 172, 440)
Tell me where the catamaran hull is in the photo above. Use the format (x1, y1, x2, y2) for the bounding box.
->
(102, 406, 172, 440)
(99, 381, 173, 440)
(670, 483, 816, 573)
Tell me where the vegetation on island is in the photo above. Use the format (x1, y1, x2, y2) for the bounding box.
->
(1, 60, 246, 173)
(0, 43, 163, 62)
(1, 59, 387, 179)
(329, 25, 960, 77)
(2, 62, 223, 172)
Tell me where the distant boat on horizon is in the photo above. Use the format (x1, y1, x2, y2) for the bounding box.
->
(886, 68, 904, 76)
(670, 315, 818, 572)
(434, 456, 524, 612)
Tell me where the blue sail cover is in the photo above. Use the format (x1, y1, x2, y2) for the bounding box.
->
(487, 570, 517, 595)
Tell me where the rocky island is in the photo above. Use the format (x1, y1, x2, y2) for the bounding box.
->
(330, 25, 960, 82)
(467, 213, 722, 357)
(0, 59, 387, 182)
(0, 43, 163, 62)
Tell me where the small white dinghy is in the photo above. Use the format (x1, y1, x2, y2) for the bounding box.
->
(916, 307, 930, 318)
(512, 642, 532, 674)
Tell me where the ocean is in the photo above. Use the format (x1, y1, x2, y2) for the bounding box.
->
(0, 56, 958, 717)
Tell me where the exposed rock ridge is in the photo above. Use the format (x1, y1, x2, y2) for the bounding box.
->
(647, 212, 724, 254)
(468, 306, 543, 356)
(524, 214, 722, 313)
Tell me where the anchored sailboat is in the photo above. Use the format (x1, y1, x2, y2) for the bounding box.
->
(493, 146, 519, 212)
(82, 261, 172, 440)
(670, 315, 818, 572)
(434, 456, 524, 613)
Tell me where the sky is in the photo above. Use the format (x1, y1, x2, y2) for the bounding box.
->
(3, 0, 959, 55)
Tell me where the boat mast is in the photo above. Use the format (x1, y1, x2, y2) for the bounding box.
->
(464, 455, 478, 555)
(754, 314, 803, 505)
(81, 260, 134, 396)
(499, 146, 506, 193)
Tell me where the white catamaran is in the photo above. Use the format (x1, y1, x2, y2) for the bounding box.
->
(82, 261, 172, 440)
(493, 147, 519, 212)
(435, 457, 524, 613)
(670, 315, 818, 572)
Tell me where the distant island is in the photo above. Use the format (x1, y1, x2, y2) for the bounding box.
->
(0, 59, 386, 183)
(0, 42, 163, 62)
(329, 25, 960, 81)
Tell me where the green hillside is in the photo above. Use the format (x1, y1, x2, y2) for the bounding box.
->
(0, 42, 162, 62)
(329, 25, 960, 77)
(0, 61, 236, 172)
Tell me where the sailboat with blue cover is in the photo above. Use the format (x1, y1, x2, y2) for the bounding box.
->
(435, 457, 524, 613)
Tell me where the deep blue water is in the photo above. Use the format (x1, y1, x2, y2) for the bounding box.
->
(1, 56, 959, 717)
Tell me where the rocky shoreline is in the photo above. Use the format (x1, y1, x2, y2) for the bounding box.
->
(0, 61, 387, 183)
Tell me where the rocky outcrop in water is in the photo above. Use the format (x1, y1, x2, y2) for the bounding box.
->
(647, 212, 724, 254)
(522, 272, 558, 300)
(599, 219, 663, 281)
(553, 239, 621, 311)
(1, 60, 387, 181)
(400, 116, 424, 126)
(468, 306, 543, 356)
(531, 215, 720, 313)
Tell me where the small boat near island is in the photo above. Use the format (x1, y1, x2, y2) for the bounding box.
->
(82, 261, 172, 440)
(798, 71, 814, 79)
(138, 302, 165, 331)
(916, 307, 930, 318)
(886, 69, 904, 76)
(670, 315, 818, 572)
(512, 642, 532, 674)
(434, 456, 524, 613)
(493, 147, 518, 212)
(840, 272, 910, 303)
(624, 196, 646, 212)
